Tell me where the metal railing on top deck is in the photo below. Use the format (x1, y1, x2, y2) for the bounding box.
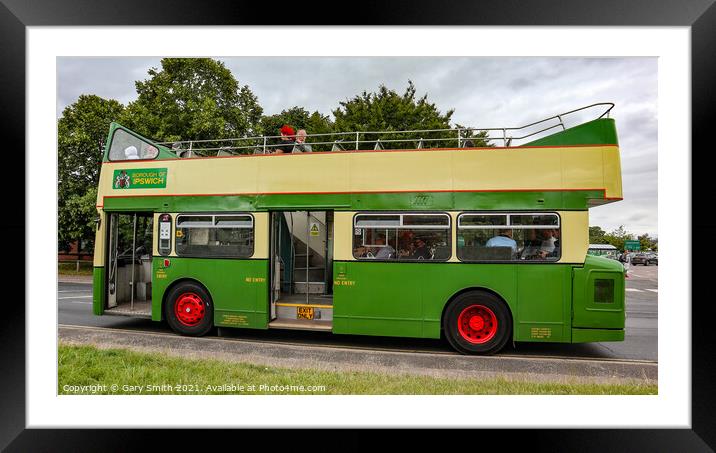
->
(156, 103, 614, 157)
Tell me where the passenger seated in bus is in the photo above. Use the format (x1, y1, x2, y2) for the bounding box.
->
(545, 228, 560, 258)
(371, 235, 396, 259)
(124, 145, 140, 160)
(410, 238, 432, 260)
(463, 140, 475, 148)
(486, 229, 517, 256)
(398, 230, 416, 257)
(292, 129, 313, 153)
(274, 125, 296, 154)
(518, 229, 540, 259)
(536, 228, 557, 259)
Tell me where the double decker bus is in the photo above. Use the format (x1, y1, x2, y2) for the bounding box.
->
(92, 103, 625, 354)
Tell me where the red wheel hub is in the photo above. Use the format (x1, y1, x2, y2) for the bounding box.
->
(457, 304, 498, 344)
(174, 292, 205, 327)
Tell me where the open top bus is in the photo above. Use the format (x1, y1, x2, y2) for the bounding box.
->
(92, 103, 625, 354)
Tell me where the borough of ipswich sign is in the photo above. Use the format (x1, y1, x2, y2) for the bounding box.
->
(113, 168, 168, 189)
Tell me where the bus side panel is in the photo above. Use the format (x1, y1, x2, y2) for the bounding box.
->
(572, 255, 626, 332)
(92, 209, 107, 315)
(333, 261, 425, 338)
(151, 257, 269, 329)
(333, 262, 520, 340)
(92, 267, 106, 316)
(334, 262, 575, 342)
(514, 265, 572, 342)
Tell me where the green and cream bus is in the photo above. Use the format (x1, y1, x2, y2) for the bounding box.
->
(92, 103, 625, 354)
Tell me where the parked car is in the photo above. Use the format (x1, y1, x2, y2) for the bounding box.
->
(631, 253, 657, 266)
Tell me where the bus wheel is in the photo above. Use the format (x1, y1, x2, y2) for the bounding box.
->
(165, 282, 214, 336)
(443, 291, 512, 355)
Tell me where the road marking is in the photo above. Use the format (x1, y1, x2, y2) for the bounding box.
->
(646, 289, 658, 293)
(626, 288, 642, 292)
(58, 296, 93, 299)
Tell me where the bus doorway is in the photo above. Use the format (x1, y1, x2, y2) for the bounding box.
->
(105, 212, 154, 318)
(269, 210, 333, 330)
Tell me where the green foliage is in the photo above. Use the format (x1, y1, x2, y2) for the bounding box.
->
(59, 344, 657, 395)
(589, 226, 608, 244)
(120, 58, 263, 147)
(602, 225, 636, 252)
(58, 95, 124, 249)
(332, 81, 457, 149)
(454, 124, 493, 147)
(58, 95, 124, 197)
(58, 262, 94, 276)
(58, 187, 98, 250)
(638, 233, 658, 252)
(259, 106, 334, 152)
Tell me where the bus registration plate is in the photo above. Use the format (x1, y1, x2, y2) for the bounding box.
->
(297, 306, 314, 320)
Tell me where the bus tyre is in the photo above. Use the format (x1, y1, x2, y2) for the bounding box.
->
(165, 282, 214, 337)
(444, 292, 512, 355)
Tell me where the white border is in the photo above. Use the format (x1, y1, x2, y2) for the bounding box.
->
(28, 27, 689, 428)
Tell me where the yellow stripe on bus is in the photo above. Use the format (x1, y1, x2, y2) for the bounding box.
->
(97, 145, 622, 202)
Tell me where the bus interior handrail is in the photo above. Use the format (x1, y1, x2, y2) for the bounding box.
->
(156, 102, 614, 155)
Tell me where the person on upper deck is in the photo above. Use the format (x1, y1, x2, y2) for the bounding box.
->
(124, 145, 140, 160)
(274, 124, 296, 153)
(292, 129, 313, 153)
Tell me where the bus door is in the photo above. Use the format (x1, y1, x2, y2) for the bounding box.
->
(105, 212, 154, 315)
(269, 211, 334, 325)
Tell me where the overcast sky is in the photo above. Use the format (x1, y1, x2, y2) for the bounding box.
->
(57, 57, 657, 236)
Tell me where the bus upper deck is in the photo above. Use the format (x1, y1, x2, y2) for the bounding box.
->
(98, 103, 622, 213)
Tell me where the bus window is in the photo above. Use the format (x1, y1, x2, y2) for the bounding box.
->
(108, 129, 160, 161)
(353, 213, 451, 261)
(457, 213, 560, 262)
(175, 213, 254, 258)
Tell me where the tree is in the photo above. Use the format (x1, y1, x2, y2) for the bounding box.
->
(638, 233, 658, 252)
(259, 107, 334, 151)
(120, 58, 263, 149)
(332, 81, 457, 149)
(58, 95, 124, 249)
(589, 226, 608, 244)
(454, 124, 493, 147)
(603, 225, 635, 252)
(58, 187, 99, 252)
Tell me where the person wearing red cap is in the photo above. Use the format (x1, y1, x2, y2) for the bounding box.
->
(274, 124, 296, 153)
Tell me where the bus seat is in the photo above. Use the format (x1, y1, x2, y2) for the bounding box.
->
(460, 246, 513, 261)
(432, 245, 450, 260)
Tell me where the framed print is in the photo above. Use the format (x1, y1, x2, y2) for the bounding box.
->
(4, 0, 714, 448)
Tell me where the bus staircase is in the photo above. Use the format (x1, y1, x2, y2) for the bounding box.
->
(271, 230, 333, 331)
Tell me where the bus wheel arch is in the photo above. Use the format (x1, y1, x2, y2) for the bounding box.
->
(441, 288, 513, 355)
(163, 278, 214, 337)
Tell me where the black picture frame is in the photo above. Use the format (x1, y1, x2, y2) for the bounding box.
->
(4, 0, 713, 449)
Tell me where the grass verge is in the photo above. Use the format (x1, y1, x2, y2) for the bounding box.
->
(59, 262, 94, 276)
(59, 344, 657, 395)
